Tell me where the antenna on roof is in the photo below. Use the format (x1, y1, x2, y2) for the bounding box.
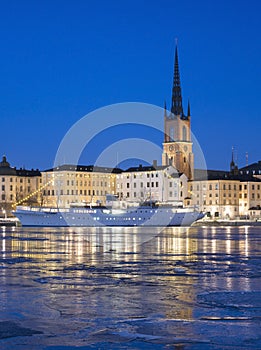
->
(246, 152, 248, 166)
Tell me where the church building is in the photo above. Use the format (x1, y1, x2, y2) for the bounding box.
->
(162, 46, 194, 180)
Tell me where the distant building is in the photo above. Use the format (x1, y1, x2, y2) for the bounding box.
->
(189, 169, 241, 219)
(239, 161, 261, 179)
(249, 205, 261, 219)
(116, 161, 187, 204)
(0, 156, 41, 210)
(188, 154, 261, 219)
(162, 46, 194, 180)
(41, 164, 121, 207)
(239, 178, 261, 217)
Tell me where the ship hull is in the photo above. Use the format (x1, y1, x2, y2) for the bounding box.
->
(14, 206, 204, 227)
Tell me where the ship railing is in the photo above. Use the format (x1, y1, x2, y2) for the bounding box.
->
(16, 206, 69, 213)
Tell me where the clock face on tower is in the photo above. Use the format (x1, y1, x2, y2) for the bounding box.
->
(169, 145, 174, 151)
(184, 145, 188, 152)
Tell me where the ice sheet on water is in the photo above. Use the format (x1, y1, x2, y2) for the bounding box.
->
(1, 257, 34, 264)
(1, 226, 260, 349)
(0, 321, 42, 339)
(197, 290, 261, 309)
(34, 277, 49, 284)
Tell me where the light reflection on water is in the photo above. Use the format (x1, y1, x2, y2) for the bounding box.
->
(0, 225, 260, 349)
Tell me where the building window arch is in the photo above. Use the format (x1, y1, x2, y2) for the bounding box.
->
(169, 127, 174, 141)
(182, 126, 187, 141)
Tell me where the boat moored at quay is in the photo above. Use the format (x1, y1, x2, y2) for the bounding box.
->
(13, 200, 204, 227)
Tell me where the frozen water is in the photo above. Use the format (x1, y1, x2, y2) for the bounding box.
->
(0, 225, 260, 349)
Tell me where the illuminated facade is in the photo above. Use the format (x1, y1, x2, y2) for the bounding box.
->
(116, 162, 188, 203)
(188, 168, 261, 219)
(188, 175, 240, 219)
(41, 165, 120, 207)
(239, 180, 261, 216)
(0, 156, 41, 210)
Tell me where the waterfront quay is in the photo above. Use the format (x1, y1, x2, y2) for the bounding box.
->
(0, 225, 260, 349)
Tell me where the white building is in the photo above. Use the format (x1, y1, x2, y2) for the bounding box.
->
(116, 162, 187, 204)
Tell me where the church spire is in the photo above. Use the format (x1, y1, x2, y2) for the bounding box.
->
(187, 99, 191, 117)
(171, 45, 184, 116)
(230, 146, 238, 175)
(164, 100, 167, 117)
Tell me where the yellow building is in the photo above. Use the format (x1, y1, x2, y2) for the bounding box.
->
(0, 156, 41, 212)
(188, 167, 261, 219)
(41, 165, 120, 207)
(188, 171, 240, 219)
(239, 180, 261, 217)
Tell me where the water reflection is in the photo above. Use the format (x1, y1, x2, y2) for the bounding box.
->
(0, 225, 260, 345)
(1, 225, 255, 257)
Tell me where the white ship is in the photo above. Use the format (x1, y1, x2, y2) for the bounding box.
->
(13, 198, 204, 227)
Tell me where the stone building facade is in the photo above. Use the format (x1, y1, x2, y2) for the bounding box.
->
(187, 168, 261, 219)
(0, 156, 41, 211)
(116, 163, 187, 204)
(41, 165, 120, 207)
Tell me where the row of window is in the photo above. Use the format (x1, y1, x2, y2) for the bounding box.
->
(123, 181, 180, 189)
(203, 200, 238, 206)
(192, 183, 261, 191)
(43, 189, 108, 196)
(1, 185, 31, 192)
(197, 192, 260, 201)
(121, 191, 181, 198)
(239, 193, 261, 199)
(1, 177, 33, 183)
(125, 181, 160, 189)
(46, 173, 114, 179)
(125, 173, 159, 179)
(1, 194, 38, 201)
(64, 180, 110, 187)
(241, 170, 261, 175)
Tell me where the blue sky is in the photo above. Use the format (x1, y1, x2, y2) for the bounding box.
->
(0, 0, 260, 170)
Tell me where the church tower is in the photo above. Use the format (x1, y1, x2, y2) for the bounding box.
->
(230, 147, 238, 175)
(162, 46, 194, 180)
